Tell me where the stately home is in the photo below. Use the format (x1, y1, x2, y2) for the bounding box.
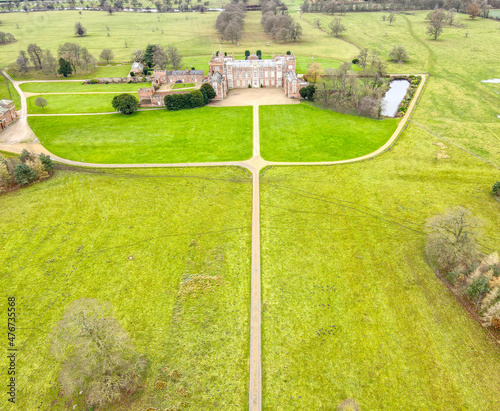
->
(208, 51, 307, 100)
(137, 52, 307, 106)
(0, 100, 17, 130)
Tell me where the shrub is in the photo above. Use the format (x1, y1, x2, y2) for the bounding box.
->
(352, 58, 359, 64)
(446, 267, 462, 285)
(39, 153, 54, 172)
(200, 87, 209, 105)
(130, 71, 135, 77)
(492, 181, 500, 198)
(248, 84, 251, 88)
(200, 83, 216, 100)
(111, 94, 139, 114)
(14, 164, 37, 186)
(190, 89, 205, 107)
(20, 149, 32, 163)
(286, 50, 291, 55)
(466, 275, 490, 300)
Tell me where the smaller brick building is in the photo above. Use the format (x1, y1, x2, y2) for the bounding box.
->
(0, 100, 17, 130)
(153, 68, 205, 86)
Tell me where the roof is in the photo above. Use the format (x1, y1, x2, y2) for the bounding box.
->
(0, 107, 10, 114)
(286, 71, 298, 82)
(0, 99, 13, 107)
(131, 62, 143, 70)
(231, 60, 278, 68)
(155, 70, 204, 76)
(212, 71, 223, 85)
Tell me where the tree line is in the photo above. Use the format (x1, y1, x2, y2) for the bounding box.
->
(215, 3, 247, 44)
(10, 42, 117, 77)
(300, 0, 500, 15)
(164, 83, 216, 110)
(261, 0, 303, 43)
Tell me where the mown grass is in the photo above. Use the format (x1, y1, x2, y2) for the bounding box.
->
(21, 81, 150, 93)
(301, 11, 500, 163)
(173, 82, 195, 89)
(0, 166, 251, 410)
(0, 72, 21, 109)
(27, 92, 136, 114)
(260, 104, 399, 162)
(28, 106, 253, 163)
(260, 123, 500, 410)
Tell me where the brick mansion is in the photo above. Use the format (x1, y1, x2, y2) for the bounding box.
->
(138, 52, 307, 106)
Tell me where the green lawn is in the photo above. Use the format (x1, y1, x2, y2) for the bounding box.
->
(260, 104, 399, 162)
(28, 107, 253, 163)
(261, 123, 500, 410)
(21, 81, 149, 93)
(0, 72, 21, 109)
(0, 166, 251, 410)
(173, 82, 195, 89)
(301, 11, 500, 163)
(27, 93, 137, 114)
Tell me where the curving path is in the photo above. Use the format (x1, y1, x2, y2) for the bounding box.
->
(0, 70, 427, 411)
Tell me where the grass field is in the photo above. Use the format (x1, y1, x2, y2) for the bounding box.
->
(260, 123, 500, 410)
(0, 72, 21, 109)
(489, 9, 500, 18)
(260, 104, 399, 162)
(27, 93, 137, 114)
(28, 106, 253, 163)
(0, 166, 251, 409)
(300, 11, 500, 163)
(21, 81, 150, 93)
(0, 11, 358, 78)
(173, 82, 195, 89)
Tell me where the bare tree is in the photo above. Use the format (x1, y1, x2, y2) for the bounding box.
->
(427, 18, 444, 40)
(51, 299, 147, 408)
(34, 97, 48, 111)
(132, 48, 144, 62)
(58, 42, 82, 73)
(153, 45, 167, 69)
(224, 21, 242, 43)
(27, 43, 43, 70)
(74, 21, 87, 37)
(167, 45, 182, 70)
(447, 8, 456, 26)
(16, 50, 30, 74)
(99, 48, 114, 64)
(80, 47, 96, 72)
(328, 17, 346, 37)
(425, 207, 482, 270)
(389, 45, 409, 63)
(387, 13, 396, 25)
(467, 2, 481, 19)
(41, 49, 58, 76)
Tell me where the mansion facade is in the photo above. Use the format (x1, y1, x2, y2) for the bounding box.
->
(0, 100, 17, 130)
(137, 52, 307, 106)
(209, 52, 307, 100)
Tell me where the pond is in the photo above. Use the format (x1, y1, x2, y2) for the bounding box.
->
(481, 79, 500, 83)
(381, 80, 410, 118)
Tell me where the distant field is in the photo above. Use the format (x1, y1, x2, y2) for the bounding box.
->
(0, 11, 358, 79)
(29, 106, 253, 163)
(261, 124, 500, 410)
(260, 104, 399, 162)
(27, 93, 137, 114)
(0, 72, 21, 109)
(0, 166, 252, 409)
(21, 81, 150, 93)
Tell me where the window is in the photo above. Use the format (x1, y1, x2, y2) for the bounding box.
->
(265, 71, 268, 78)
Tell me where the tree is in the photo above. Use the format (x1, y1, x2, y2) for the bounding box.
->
(388, 45, 409, 63)
(328, 17, 346, 38)
(425, 207, 482, 270)
(51, 299, 147, 408)
(224, 21, 242, 43)
(492, 181, 500, 198)
(387, 13, 396, 25)
(200, 83, 216, 99)
(58, 42, 82, 73)
(42, 49, 58, 76)
(427, 18, 443, 40)
(446, 8, 456, 26)
(34, 97, 48, 111)
(16, 50, 30, 74)
(300, 0, 309, 12)
(153, 45, 167, 69)
(58, 58, 73, 77)
(132, 49, 144, 62)
(74, 21, 87, 37)
(467, 2, 481, 19)
(27, 43, 43, 70)
(14, 164, 36, 185)
(167, 46, 182, 70)
(306, 62, 323, 83)
(291, 22, 302, 42)
(143, 44, 156, 68)
(299, 84, 316, 100)
(79, 47, 96, 72)
(99, 48, 114, 63)
(190, 89, 205, 107)
(112, 94, 139, 114)
(39, 153, 54, 172)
